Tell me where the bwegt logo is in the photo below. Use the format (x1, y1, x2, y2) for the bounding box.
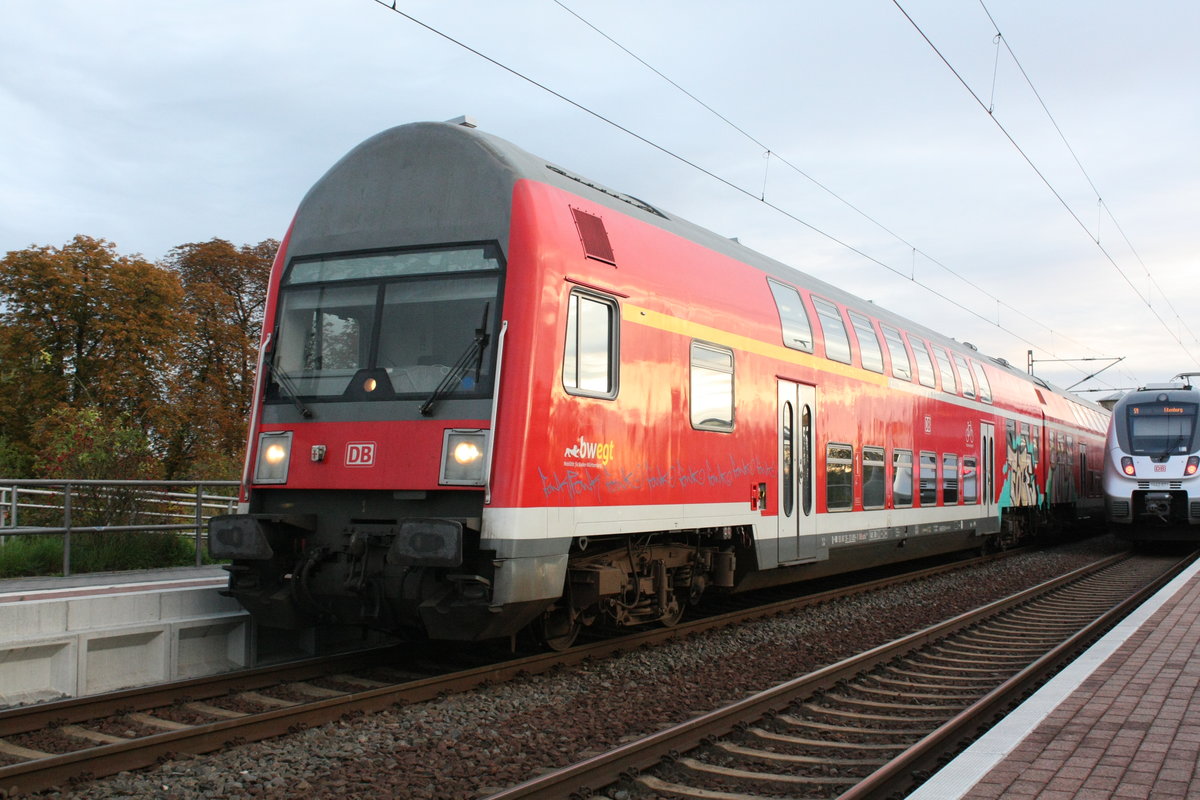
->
(563, 435, 615, 467)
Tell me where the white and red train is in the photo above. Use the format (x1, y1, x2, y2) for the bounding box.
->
(1103, 375, 1200, 541)
(209, 120, 1110, 648)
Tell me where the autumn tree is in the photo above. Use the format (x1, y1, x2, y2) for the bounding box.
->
(0, 235, 275, 480)
(156, 238, 275, 479)
(0, 236, 184, 471)
(30, 406, 161, 526)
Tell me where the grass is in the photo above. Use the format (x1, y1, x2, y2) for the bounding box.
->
(0, 532, 217, 578)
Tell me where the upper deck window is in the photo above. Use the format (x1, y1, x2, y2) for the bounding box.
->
(812, 297, 851, 365)
(880, 324, 912, 381)
(953, 354, 976, 399)
(935, 347, 959, 394)
(270, 244, 503, 405)
(910, 337, 937, 389)
(976, 363, 993, 403)
(690, 342, 735, 431)
(768, 279, 814, 353)
(849, 312, 884, 374)
(1126, 402, 1198, 455)
(564, 290, 619, 398)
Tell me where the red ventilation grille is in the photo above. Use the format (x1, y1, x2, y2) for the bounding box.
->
(570, 207, 616, 265)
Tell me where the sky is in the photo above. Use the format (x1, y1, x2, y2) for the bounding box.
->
(1, 1, 1196, 397)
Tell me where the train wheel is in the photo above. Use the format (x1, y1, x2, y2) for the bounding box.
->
(658, 595, 685, 628)
(534, 605, 580, 651)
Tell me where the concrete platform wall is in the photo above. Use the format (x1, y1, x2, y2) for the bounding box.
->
(0, 585, 250, 707)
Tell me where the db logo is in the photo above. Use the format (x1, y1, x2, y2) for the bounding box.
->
(346, 442, 377, 467)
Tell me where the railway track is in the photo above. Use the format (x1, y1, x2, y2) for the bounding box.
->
(0, 548, 1035, 796)
(483, 550, 1195, 800)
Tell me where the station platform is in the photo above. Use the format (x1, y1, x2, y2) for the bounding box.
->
(0, 565, 228, 602)
(0, 567, 395, 706)
(910, 555, 1200, 800)
(0, 566, 249, 706)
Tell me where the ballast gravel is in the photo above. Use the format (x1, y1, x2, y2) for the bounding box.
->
(47, 536, 1128, 800)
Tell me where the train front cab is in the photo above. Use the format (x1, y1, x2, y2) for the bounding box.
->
(1104, 386, 1200, 541)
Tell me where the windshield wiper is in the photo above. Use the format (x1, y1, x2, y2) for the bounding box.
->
(268, 360, 314, 418)
(419, 304, 490, 417)
(1160, 433, 1188, 460)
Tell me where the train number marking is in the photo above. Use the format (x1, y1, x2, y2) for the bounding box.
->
(346, 442, 377, 467)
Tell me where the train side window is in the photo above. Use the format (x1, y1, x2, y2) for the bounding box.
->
(880, 324, 912, 381)
(782, 402, 794, 516)
(690, 341, 734, 431)
(975, 362, 993, 403)
(563, 290, 618, 398)
(826, 444, 854, 511)
(963, 455, 978, 503)
(953, 355, 976, 399)
(801, 404, 814, 516)
(1070, 403, 1084, 428)
(849, 312, 885, 373)
(812, 296, 852, 365)
(942, 454, 959, 504)
(910, 336, 937, 389)
(919, 451, 937, 505)
(935, 348, 959, 394)
(863, 446, 885, 509)
(768, 279, 814, 353)
(892, 449, 914, 507)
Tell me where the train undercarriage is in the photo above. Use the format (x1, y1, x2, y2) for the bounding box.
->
(211, 503, 747, 650)
(212, 495, 1095, 651)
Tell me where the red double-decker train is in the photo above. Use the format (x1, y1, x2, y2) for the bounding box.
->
(209, 120, 1109, 649)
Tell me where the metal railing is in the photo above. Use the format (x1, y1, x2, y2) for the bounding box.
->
(0, 479, 240, 575)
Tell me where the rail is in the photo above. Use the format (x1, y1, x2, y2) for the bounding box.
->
(0, 479, 240, 574)
(0, 550, 1024, 795)
(482, 551, 1190, 800)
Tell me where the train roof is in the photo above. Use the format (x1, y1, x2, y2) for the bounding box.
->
(293, 120, 1105, 414)
(1116, 378, 1200, 407)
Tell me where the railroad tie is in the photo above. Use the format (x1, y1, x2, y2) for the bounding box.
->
(0, 738, 52, 760)
(60, 725, 127, 745)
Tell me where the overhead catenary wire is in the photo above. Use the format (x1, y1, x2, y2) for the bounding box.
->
(894, 0, 1200, 373)
(976, 0, 1200, 358)
(366, 0, 1149, 389)
(553, 1, 1073, 341)
(552, 0, 1138, 390)
(365, 1, 1046, 348)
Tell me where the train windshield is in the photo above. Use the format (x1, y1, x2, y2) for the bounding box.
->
(1126, 402, 1199, 455)
(267, 244, 503, 404)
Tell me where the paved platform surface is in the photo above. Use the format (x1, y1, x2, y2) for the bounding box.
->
(910, 556, 1200, 800)
(0, 565, 227, 603)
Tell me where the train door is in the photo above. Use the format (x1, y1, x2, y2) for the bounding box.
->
(778, 381, 817, 563)
(981, 422, 997, 521)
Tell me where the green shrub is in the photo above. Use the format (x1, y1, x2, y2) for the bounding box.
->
(0, 535, 63, 577)
(0, 531, 214, 578)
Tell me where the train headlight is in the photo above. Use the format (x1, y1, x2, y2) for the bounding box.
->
(1187, 456, 1200, 476)
(440, 429, 489, 486)
(253, 431, 293, 484)
(1120, 456, 1135, 477)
